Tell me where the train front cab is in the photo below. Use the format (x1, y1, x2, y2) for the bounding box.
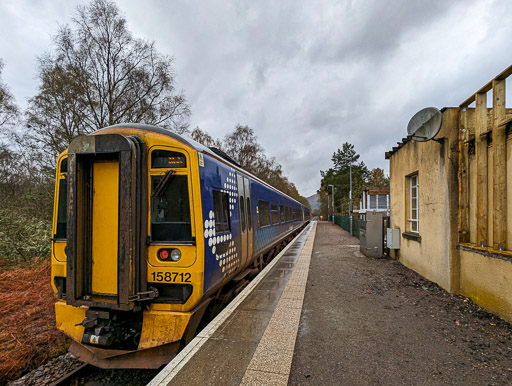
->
(51, 130, 206, 368)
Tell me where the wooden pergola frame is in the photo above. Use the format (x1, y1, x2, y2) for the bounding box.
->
(458, 64, 512, 253)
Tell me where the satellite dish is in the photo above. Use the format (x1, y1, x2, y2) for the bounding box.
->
(407, 107, 442, 142)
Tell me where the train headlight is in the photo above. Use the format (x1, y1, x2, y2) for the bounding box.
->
(157, 248, 182, 262)
(170, 249, 182, 262)
(158, 249, 169, 260)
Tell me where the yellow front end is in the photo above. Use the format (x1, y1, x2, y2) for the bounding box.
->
(50, 126, 206, 365)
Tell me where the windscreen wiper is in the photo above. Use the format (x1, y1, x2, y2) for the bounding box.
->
(152, 170, 175, 198)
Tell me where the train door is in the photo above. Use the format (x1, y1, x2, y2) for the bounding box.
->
(65, 134, 148, 311)
(244, 177, 254, 261)
(91, 159, 119, 295)
(237, 174, 253, 267)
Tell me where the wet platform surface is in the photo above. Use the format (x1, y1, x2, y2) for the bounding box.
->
(149, 220, 512, 385)
(149, 222, 316, 386)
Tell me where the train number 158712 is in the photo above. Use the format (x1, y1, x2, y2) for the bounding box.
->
(150, 272, 191, 283)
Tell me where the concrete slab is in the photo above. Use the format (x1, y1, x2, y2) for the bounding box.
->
(167, 338, 258, 386)
(239, 369, 288, 386)
(214, 309, 273, 342)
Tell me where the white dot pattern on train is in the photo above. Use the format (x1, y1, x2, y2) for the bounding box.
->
(203, 169, 240, 277)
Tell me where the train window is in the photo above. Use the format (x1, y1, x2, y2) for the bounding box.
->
(258, 200, 270, 227)
(55, 178, 67, 239)
(151, 150, 187, 168)
(239, 196, 246, 232)
(247, 197, 252, 231)
(151, 175, 192, 242)
(279, 205, 285, 223)
(213, 190, 230, 233)
(270, 203, 279, 225)
(285, 207, 290, 222)
(60, 157, 68, 173)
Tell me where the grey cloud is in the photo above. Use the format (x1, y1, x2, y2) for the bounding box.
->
(306, 0, 470, 64)
(1, 0, 512, 197)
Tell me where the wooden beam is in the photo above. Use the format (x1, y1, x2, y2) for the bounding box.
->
(458, 109, 470, 243)
(475, 92, 488, 245)
(492, 79, 507, 250)
(460, 63, 512, 108)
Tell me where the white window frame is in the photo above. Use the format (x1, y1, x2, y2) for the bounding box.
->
(409, 174, 419, 233)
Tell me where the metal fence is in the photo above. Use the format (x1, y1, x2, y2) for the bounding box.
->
(331, 215, 360, 238)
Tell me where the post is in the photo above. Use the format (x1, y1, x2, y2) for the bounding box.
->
(327, 191, 330, 222)
(493, 79, 506, 250)
(349, 164, 353, 236)
(458, 108, 470, 243)
(475, 92, 488, 246)
(328, 184, 334, 224)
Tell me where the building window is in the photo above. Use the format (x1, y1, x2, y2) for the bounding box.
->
(378, 195, 387, 210)
(409, 174, 419, 233)
(369, 195, 377, 209)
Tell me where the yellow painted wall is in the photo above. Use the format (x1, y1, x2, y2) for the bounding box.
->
(460, 249, 512, 322)
(389, 108, 459, 292)
(507, 135, 512, 250)
(488, 143, 494, 247)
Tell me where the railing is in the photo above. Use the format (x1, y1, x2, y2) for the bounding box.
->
(332, 215, 360, 238)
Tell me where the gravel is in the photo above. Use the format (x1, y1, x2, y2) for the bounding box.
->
(8, 353, 83, 386)
(7, 352, 159, 385)
(290, 222, 512, 385)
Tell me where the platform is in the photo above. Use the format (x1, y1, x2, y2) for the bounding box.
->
(149, 221, 512, 385)
(149, 222, 317, 386)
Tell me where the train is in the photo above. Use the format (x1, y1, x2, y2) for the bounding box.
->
(50, 123, 310, 368)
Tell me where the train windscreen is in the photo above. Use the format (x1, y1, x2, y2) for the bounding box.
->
(150, 175, 192, 242)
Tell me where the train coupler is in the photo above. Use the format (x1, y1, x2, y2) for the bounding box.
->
(77, 309, 143, 349)
(128, 286, 159, 302)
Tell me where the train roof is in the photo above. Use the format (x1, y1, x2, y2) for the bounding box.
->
(96, 123, 308, 208)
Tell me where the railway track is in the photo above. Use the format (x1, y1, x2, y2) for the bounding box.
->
(48, 363, 159, 385)
(50, 363, 92, 385)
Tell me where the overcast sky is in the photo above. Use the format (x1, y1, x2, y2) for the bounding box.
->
(1, 0, 512, 196)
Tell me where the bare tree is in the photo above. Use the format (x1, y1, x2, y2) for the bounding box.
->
(26, 0, 190, 162)
(0, 60, 18, 133)
(191, 126, 222, 149)
(223, 124, 310, 207)
(223, 124, 264, 172)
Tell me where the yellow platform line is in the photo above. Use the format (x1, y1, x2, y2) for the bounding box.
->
(240, 221, 317, 386)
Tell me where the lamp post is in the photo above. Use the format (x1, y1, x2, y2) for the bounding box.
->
(328, 184, 334, 224)
(349, 164, 353, 236)
(327, 191, 330, 222)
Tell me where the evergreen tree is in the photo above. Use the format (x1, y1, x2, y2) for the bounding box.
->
(318, 142, 369, 217)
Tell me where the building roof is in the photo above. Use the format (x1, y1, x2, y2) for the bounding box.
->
(384, 136, 413, 159)
(384, 107, 451, 160)
(364, 186, 390, 195)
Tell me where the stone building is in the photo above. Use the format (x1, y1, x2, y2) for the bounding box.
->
(386, 64, 512, 322)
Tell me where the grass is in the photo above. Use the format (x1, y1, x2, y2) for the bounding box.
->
(0, 259, 69, 384)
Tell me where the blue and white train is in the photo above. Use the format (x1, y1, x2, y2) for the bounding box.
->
(51, 124, 310, 368)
